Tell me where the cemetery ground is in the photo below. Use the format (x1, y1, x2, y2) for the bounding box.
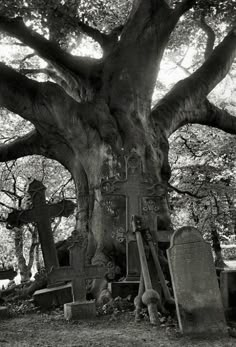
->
(0, 300, 236, 347)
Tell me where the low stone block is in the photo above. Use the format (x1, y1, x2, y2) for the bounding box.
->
(110, 281, 139, 299)
(220, 270, 236, 321)
(64, 300, 96, 320)
(33, 283, 72, 309)
(0, 306, 10, 319)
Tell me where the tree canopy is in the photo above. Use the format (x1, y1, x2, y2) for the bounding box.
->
(0, 0, 235, 298)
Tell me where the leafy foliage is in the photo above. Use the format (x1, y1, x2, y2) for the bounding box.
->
(0, 0, 131, 46)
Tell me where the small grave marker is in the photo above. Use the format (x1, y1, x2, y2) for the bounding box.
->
(48, 241, 107, 320)
(167, 226, 227, 336)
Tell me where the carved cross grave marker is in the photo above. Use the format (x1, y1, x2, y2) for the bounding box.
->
(6, 179, 75, 272)
(101, 151, 165, 280)
(48, 241, 107, 320)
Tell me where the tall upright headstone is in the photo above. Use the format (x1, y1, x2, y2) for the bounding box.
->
(167, 227, 227, 336)
(101, 151, 166, 280)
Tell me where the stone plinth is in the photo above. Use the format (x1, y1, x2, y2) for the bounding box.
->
(220, 270, 236, 321)
(0, 307, 10, 319)
(110, 281, 139, 299)
(64, 300, 96, 320)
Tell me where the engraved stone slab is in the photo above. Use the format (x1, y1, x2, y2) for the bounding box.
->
(167, 227, 227, 336)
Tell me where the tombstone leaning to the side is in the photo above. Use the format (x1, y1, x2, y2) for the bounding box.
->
(167, 226, 227, 336)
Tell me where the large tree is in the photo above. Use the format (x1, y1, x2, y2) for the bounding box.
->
(0, 0, 235, 300)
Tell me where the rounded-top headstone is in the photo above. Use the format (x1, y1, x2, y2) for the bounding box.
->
(169, 226, 203, 247)
(167, 226, 227, 336)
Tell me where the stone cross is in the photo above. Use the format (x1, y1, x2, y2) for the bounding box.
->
(48, 241, 107, 319)
(101, 151, 164, 280)
(167, 227, 227, 336)
(6, 179, 75, 272)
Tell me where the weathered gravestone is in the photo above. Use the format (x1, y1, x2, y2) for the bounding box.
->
(101, 151, 167, 289)
(7, 179, 75, 272)
(48, 241, 107, 320)
(167, 227, 227, 336)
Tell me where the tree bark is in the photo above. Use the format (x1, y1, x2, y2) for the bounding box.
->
(0, 1, 235, 301)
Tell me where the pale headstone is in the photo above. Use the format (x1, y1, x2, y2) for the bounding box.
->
(167, 226, 227, 336)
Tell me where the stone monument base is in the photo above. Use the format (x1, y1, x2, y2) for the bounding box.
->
(64, 300, 96, 320)
(33, 283, 72, 309)
(0, 306, 10, 319)
(220, 269, 236, 322)
(110, 281, 139, 300)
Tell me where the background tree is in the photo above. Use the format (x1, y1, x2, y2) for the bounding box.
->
(0, 0, 235, 300)
(0, 152, 76, 282)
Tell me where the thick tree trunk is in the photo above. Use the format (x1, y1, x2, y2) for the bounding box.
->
(13, 227, 36, 283)
(0, 1, 235, 301)
(210, 223, 226, 268)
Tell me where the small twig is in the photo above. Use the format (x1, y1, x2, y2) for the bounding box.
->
(168, 183, 207, 199)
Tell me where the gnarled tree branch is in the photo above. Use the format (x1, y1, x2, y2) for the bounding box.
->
(0, 16, 102, 101)
(151, 27, 236, 136)
(187, 101, 236, 135)
(0, 130, 43, 162)
(198, 15, 216, 59)
(0, 16, 98, 76)
(77, 21, 122, 56)
(20, 67, 81, 102)
(173, 0, 197, 18)
(0, 62, 40, 121)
